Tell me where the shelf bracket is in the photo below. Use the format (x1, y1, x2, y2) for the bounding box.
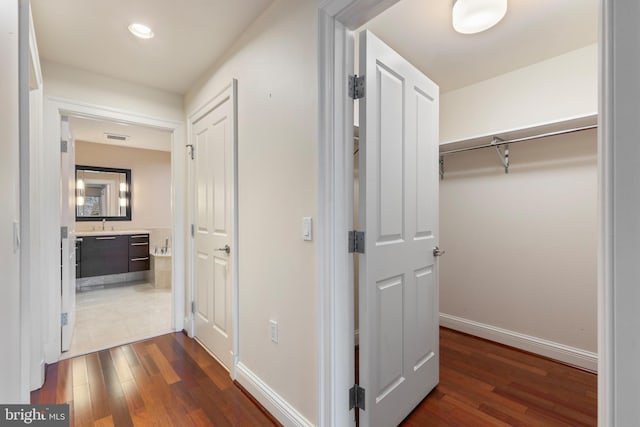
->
(439, 155, 444, 180)
(492, 137, 509, 174)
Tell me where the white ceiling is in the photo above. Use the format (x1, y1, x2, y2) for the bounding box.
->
(30, 0, 274, 95)
(363, 0, 598, 92)
(31, 0, 598, 96)
(69, 116, 172, 152)
(32, 0, 597, 148)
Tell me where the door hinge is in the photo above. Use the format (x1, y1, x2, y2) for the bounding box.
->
(186, 144, 195, 160)
(60, 140, 68, 153)
(61, 226, 68, 239)
(349, 75, 365, 100)
(191, 224, 195, 238)
(349, 384, 365, 410)
(348, 231, 365, 254)
(61, 312, 68, 326)
(191, 301, 195, 314)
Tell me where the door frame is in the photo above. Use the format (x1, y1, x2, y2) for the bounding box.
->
(317, 0, 616, 426)
(40, 96, 185, 363)
(185, 79, 239, 378)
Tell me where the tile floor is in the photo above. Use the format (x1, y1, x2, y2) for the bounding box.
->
(61, 281, 172, 359)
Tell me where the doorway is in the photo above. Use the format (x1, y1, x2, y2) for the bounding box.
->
(60, 114, 175, 359)
(41, 96, 186, 363)
(318, 0, 600, 425)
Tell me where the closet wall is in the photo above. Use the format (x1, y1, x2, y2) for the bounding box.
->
(439, 44, 598, 369)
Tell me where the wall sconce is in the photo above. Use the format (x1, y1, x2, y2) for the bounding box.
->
(119, 180, 127, 208)
(76, 178, 85, 206)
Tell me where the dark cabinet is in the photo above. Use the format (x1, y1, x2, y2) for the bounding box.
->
(80, 235, 129, 277)
(78, 233, 150, 278)
(75, 239, 81, 278)
(129, 234, 150, 272)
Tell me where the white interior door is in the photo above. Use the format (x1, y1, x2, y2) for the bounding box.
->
(358, 30, 440, 426)
(193, 85, 235, 371)
(60, 116, 76, 352)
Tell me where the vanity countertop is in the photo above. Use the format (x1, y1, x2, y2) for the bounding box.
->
(76, 230, 149, 237)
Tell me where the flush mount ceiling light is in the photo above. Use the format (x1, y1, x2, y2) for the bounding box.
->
(128, 23, 154, 39)
(452, 0, 507, 34)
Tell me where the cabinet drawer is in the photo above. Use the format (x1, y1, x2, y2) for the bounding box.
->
(129, 257, 150, 272)
(129, 241, 149, 257)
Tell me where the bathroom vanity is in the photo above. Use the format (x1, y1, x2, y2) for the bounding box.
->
(76, 231, 150, 278)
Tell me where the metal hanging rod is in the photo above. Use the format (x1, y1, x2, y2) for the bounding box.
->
(439, 124, 598, 156)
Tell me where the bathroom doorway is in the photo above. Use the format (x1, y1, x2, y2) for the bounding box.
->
(59, 113, 176, 359)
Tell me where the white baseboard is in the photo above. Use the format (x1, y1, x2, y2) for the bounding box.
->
(235, 362, 314, 427)
(440, 313, 598, 372)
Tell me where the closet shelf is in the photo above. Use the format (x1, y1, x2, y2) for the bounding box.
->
(438, 114, 598, 177)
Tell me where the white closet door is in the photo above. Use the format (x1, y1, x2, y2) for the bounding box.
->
(193, 85, 236, 371)
(358, 30, 440, 427)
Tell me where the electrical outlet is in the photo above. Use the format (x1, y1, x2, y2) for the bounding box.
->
(270, 320, 279, 343)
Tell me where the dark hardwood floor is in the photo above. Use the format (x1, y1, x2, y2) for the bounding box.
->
(32, 328, 596, 426)
(31, 332, 279, 427)
(401, 328, 597, 426)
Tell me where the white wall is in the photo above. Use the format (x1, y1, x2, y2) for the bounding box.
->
(441, 44, 597, 143)
(75, 141, 172, 231)
(42, 60, 183, 122)
(185, 0, 318, 423)
(439, 45, 599, 370)
(0, 0, 25, 403)
(440, 130, 598, 353)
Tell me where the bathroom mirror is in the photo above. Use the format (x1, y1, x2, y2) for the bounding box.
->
(76, 165, 132, 221)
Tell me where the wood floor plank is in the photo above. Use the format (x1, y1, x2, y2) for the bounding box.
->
(97, 350, 134, 427)
(72, 383, 93, 427)
(109, 347, 134, 383)
(85, 353, 111, 421)
(188, 408, 214, 427)
(93, 414, 114, 427)
(147, 343, 181, 385)
(174, 333, 214, 369)
(56, 359, 73, 404)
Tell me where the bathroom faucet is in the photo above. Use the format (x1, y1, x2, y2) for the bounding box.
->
(102, 218, 106, 231)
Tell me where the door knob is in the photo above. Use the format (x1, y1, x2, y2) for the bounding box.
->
(216, 244, 231, 254)
(433, 246, 445, 257)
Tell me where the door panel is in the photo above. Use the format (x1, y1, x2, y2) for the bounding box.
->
(193, 86, 235, 371)
(61, 116, 76, 352)
(358, 30, 440, 427)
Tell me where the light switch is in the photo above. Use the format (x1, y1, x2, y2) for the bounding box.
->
(302, 217, 312, 241)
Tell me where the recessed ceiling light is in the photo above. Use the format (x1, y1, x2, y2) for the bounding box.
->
(452, 0, 507, 34)
(128, 23, 154, 39)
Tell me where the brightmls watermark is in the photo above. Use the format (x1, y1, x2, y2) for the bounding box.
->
(0, 405, 69, 426)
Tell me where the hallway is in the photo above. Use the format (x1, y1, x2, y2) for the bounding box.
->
(33, 332, 278, 426)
